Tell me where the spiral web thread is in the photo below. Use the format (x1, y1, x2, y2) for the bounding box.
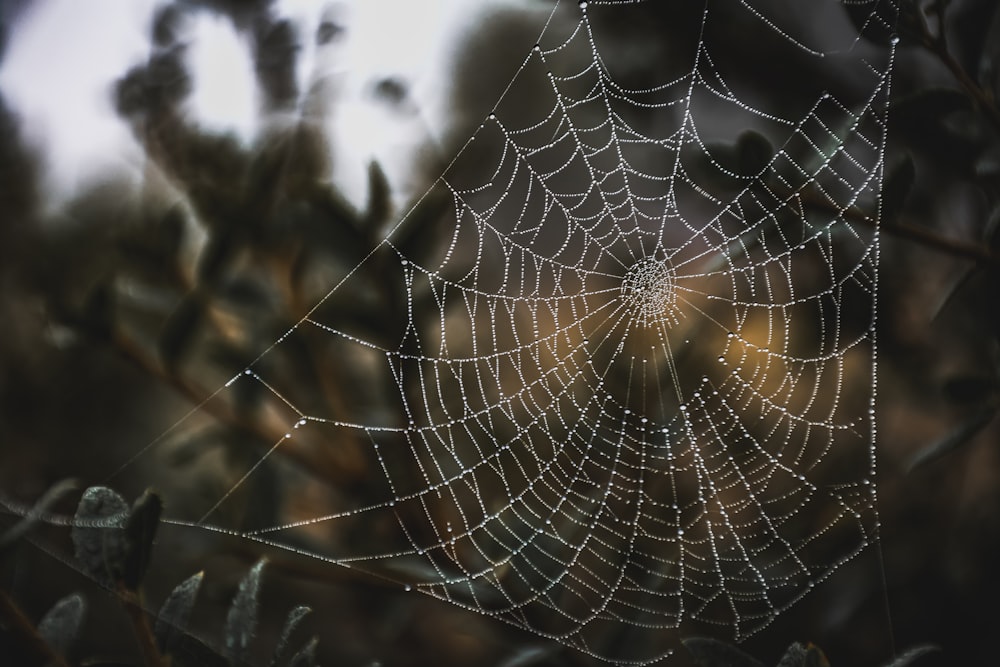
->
(159, 0, 895, 663)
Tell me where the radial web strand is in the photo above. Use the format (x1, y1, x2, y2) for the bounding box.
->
(154, 1, 895, 663)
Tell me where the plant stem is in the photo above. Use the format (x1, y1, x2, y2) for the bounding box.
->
(915, 4, 1000, 133)
(798, 189, 1000, 264)
(880, 216, 1000, 264)
(0, 589, 70, 667)
(119, 584, 169, 667)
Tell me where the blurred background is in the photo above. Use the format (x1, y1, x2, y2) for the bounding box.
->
(1, 1, 999, 666)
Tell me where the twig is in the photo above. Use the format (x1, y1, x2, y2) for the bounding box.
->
(106, 329, 354, 486)
(797, 189, 1000, 265)
(879, 216, 1000, 264)
(0, 589, 71, 667)
(915, 3, 1000, 134)
(119, 584, 169, 667)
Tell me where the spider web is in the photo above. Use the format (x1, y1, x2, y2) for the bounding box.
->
(147, 0, 896, 663)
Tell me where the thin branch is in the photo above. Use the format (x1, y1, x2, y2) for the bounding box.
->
(879, 216, 1000, 264)
(799, 189, 1000, 264)
(119, 585, 169, 667)
(106, 329, 357, 487)
(915, 3, 1000, 134)
(0, 589, 71, 667)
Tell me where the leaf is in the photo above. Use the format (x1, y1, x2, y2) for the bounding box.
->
(776, 643, 805, 667)
(81, 282, 116, 340)
(880, 155, 915, 224)
(882, 645, 940, 666)
(155, 571, 204, 656)
(270, 605, 311, 667)
(37, 593, 86, 657)
(906, 405, 999, 472)
(985, 202, 1000, 247)
(72, 486, 129, 587)
(971, 1, 1000, 91)
(682, 637, 765, 667)
(942, 374, 998, 405)
(889, 89, 981, 170)
(843, 0, 914, 46)
(387, 182, 451, 265)
(929, 265, 979, 322)
(254, 19, 299, 109)
(152, 4, 186, 48)
(122, 489, 162, 590)
(287, 636, 319, 667)
(159, 294, 204, 371)
(802, 644, 830, 667)
(224, 559, 266, 664)
(497, 644, 561, 667)
(0, 478, 77, 557)
(736, 130, 774, 177)
(363, 161, 393, 233)
(197, 227, 242, 285)
(892, 87, 971, 121)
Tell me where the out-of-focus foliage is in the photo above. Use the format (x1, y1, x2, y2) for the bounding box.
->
(1, 0, 1000, 666)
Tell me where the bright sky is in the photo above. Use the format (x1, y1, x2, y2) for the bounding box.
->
(0, 0, 519, 210)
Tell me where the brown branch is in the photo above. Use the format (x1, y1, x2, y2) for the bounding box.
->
(118, 585, 169, 667)
(879, 216, 1000, 264)
(106, 329, 356, 487)
(798, 189, 1000, 265)
(0, 589, 70, 667)
(914, 4, 1000, 134)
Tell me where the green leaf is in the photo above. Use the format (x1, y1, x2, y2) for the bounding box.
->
(122, 489, 162, 590)
(882, 645, 940, 666)
(364, 161, 393, 234)
(942, 374, 998, 405)
(736, 130, 774, 177)
(880, 155, 915, 224)
(497, 644, 561, 667)
(159, 294, 204, 371)
(37, 593, 86, 657)
(777, 642, 814, 667)
(287, 636, 319, 667)
(152, 4, 185, 49)
(155, 571, 204, 656)
(971, 1, 1000, 91)
(890, 89, 981, 170)
(270, 605, 311, 666)
(682, 637, 765, 667)
(892, 88, 971, 123)
(843, 0, 914, 46)
(906, 405, 998, 472)
(387, 183, 451, 265)
(72, 486, 129, 587)
(224, 559, 266, 664)
(197, 227, 241, 285)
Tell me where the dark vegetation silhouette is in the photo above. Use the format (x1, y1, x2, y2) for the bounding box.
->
(1, 0, 999, 665)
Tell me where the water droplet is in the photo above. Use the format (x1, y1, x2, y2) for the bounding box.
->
(578, 0, 588, 8)
(718, 356, 725, 363)
(890, 34, 900, 45)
